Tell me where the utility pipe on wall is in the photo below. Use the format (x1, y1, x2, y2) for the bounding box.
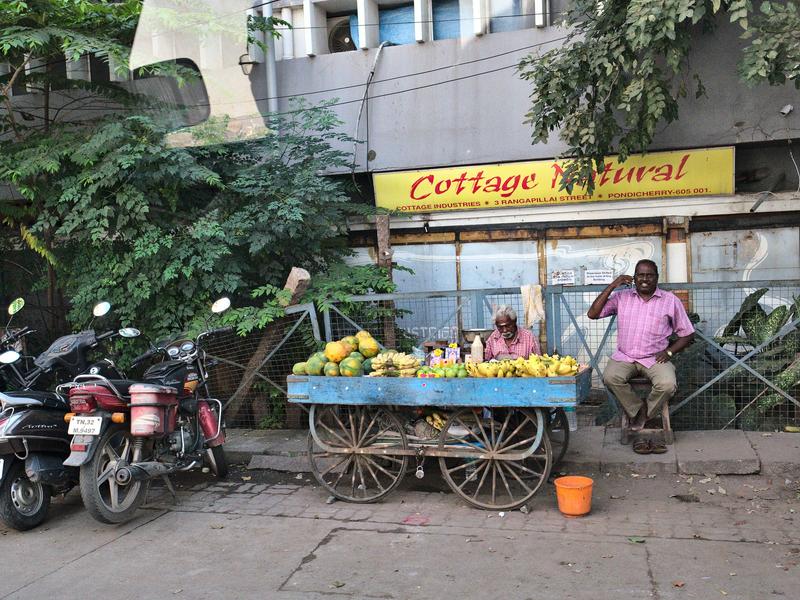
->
(263, 3, 279, 114)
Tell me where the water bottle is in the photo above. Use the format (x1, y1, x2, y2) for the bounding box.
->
(564, 405, 578, 432)
(471, 334, 484, 363)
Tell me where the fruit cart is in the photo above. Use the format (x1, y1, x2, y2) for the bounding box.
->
(287, 366, 591, 510)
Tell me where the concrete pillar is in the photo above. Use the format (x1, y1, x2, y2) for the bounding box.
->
(0, 63, 11, 96)
(247, 8, 266, 64)
(279, 8, 294, 59)
(534, 0, 549, 28)
(357, 0, 379, 49)
(66, 54, 91, 81)
(665, 216, 690, 311)
(665, 216, 689, 282)
(414, 0, 433, 42)
(303, 0, 328, 56)
(108, 54, 131, 82)
(199, 31, 223, 71)
(472, 0, 488, 36)
(25, 56, 47, 92)
(151, 28, 175, 65)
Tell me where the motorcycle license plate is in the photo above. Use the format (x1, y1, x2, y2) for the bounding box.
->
(68, 416, 103, 436)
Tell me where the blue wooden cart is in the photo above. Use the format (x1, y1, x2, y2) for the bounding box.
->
(287, 366, 591, 510)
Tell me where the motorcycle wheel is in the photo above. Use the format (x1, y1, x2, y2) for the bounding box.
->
(0, 460, 51, 531)
(79, 425, 149, 524)
(205, 445, 228, 479)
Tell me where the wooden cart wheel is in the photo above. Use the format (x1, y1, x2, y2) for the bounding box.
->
(438, 407, 552, 510)
(308, 404, 408, 503)
(548, 408, 569, 468)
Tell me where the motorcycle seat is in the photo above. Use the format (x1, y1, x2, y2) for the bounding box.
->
(74, 378, 137, 398)
(103, 379, 138, 397)
(0, 390, 69, 410)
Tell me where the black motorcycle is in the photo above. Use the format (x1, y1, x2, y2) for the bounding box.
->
(0, 301, 140, 530)
(0, 298, 35, 391)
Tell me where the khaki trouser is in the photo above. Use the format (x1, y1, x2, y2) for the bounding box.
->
(603, 359, 677, 420)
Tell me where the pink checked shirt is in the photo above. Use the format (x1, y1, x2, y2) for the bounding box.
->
(598, 287, 694, 368)
(484, 328, 540, 360)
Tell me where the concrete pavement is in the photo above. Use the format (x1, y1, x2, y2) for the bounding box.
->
(230, 426, 800, 476)
(2, 426, 798, 599)
(2, 467, 798, 599)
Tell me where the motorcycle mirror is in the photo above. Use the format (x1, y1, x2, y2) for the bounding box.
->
(211, 297, 231, 314)
(7, 298, 24, 316)
(0, 350, 20, 364)
(93, 301, 111, 317)
(118, 327, 141, 338)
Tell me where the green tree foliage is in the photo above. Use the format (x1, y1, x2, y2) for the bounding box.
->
(519, 1, 800, 193)
(2, 100, 379, 338)
(0, 2, 386, 340)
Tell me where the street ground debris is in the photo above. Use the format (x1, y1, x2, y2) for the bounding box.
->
(1, 426, 798, 599)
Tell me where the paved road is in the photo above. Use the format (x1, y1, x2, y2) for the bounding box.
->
(1, 467, 798, 599)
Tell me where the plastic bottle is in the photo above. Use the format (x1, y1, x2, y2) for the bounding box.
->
(471, 334, 484, 363)
(564, 405, 578, 432)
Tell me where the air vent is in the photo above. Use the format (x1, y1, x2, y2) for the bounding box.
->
(328, 18, 356, 53)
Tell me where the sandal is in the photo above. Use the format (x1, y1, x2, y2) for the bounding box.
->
(650, 441, 668, 454)
(633, 439, 651, 455)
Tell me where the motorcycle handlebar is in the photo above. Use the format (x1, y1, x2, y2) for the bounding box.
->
(95, 330, 118, 342)
(131, 348, 159, 366)
(1, 326, 34, 345)
(129, 327, 232, 367)
(209, 326, 234, 336)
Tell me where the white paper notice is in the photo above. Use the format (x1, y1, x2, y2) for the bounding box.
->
(551, 270, 576, 285)
(585, 269, 615, 285)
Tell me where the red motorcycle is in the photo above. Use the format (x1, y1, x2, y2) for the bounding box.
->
(62, 299, 232, 524)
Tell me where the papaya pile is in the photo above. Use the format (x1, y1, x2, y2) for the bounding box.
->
(292, 330, 381, 377)
(465, 354, 580, 378)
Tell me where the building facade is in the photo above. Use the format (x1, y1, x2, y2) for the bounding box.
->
(4, 0, 800, 289)
(246, 0, 800, 291)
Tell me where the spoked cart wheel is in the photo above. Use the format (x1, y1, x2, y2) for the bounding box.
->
(308, 404, 409, 503)
(438, 407, 552, 510)
(547, 408, 569, 468)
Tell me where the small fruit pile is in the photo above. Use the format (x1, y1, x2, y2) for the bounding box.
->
(466, 354, 580, 378)
(367, 351, 421, 377)
(425, 411, 447, 430)
(292, 331, 380, 377)
(416, 362, 468, 378)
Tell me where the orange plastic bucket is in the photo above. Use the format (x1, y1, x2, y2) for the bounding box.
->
(554, 476, 594, 517)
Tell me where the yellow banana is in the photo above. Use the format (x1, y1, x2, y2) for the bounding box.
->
(556, 363, 573, 376)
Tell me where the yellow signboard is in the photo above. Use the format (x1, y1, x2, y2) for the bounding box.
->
(373, 147, 734, 213)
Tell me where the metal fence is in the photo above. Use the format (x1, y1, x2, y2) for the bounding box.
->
(203, 303, 321, 429)
(321, 281, 800, 431)
(545, 280, 800, 431)
(322, 288, 527, 352)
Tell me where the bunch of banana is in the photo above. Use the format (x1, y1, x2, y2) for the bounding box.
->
(368, 351, 421, 377)
(525, 354, 579, 377)
(465, 355, 580, 378)
(425, 412, 447, 430)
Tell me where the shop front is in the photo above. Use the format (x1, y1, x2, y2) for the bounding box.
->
(349, 146, 800, 291)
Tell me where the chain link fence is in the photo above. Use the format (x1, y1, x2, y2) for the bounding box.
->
(545, 281, 800, 431)
(203, 304, 321, 429)
(322, 289, 526, 351)
(194, 281, 800, 432)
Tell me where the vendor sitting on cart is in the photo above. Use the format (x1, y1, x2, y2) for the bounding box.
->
(587, 260, 694, 452)
(484, 305, 540, 360)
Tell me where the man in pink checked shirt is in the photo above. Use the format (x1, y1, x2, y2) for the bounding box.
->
(484, 305, 540, 360)
(588, 260, 694, 450)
